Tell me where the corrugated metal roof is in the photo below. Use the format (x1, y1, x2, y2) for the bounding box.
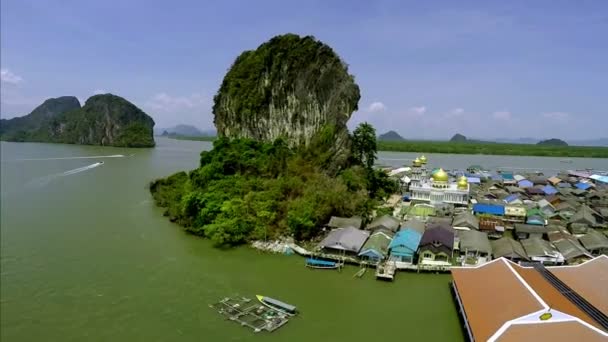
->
(473, 203, 505, 215)
(504, 194, 520, 203)
(458, 230, 492, 254)
(319, 227, 369, 253)
(542, 185, 558, 195)
(389, 229, 422, 253)
(576, 182, 592, 190)
(518, 179, 533, 188)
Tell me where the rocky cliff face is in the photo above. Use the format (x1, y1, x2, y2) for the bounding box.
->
(213, 34, 360, 161)
(1, 94, 155, 147)
(0, 96, 81, 139)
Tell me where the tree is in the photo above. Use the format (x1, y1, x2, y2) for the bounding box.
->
(352, 122, 377, 169)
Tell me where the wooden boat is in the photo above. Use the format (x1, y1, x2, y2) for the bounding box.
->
(305, 258, 339, 269)
(256, 295, 297, 315)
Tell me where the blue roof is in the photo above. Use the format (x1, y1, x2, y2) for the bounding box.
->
(473, 203, 505, 215)
(389, 229, 422, 253)
(504, 194, 520, 203)
(575, 182, 592, 190)
(542, 185, 558, 195)
(501, 172, 514, 180)
(490, 173, 503, 181)
(526, 215, 545, 225)
(518, 179, 533, 188)
(467, 177, 481, 184)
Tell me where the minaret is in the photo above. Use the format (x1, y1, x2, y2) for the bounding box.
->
(410, 157, 422, 188)
(419, 155, 428, 181)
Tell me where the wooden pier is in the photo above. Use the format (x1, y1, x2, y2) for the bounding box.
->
(210, 296, 294, 333)
(376, 260, 397, 281)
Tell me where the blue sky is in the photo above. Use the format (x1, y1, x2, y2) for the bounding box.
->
(1, 0, 607, 139)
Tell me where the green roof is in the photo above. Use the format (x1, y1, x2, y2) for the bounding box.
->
(358, 231, 393, 257)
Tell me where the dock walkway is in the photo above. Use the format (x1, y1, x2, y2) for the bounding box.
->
(376, 260, 397, 281)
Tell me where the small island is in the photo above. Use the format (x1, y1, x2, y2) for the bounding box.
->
(0, 94, 155, 147)
(537, 138, 568, 146)
(378, 130, 405, 141)
(150, 34, 396, 245)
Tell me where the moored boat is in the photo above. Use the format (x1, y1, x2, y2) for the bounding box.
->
(256, 295, 297, 315)
(305, 258, 339, 269)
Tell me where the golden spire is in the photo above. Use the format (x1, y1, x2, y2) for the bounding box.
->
(420, 155, 427, 164)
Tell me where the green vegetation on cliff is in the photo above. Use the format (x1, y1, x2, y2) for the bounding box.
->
(1, 94, 155, 147)
(150, 34, 397, 246)
(150, 125, 397, 246)
(213, 34, 360, 163)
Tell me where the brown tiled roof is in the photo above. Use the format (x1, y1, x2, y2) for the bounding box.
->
(451, 260, 544, 341)
(497, 321, 607, 342)
(451, 257, 608, 341)
(511, 266, 601, 330)
(549, 256, 608, 317)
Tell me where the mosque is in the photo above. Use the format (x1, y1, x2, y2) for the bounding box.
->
(409, 156, 470, 205)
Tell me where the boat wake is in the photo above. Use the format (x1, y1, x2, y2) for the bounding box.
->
(61, 162, 104, 176)
(26, 162, 104, 187)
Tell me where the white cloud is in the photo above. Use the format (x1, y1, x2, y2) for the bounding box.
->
(410, 106, 427, 115)
(142, 92, 212, 129)
(542, 112, 570, 121)
(493, 111, 511, 120)
(446, 107, 464, 117)
(368, 101, 386, 112)
(1, 69, 23, 84)
(146, 92, 206, 112)
(93, 89, 108, 95)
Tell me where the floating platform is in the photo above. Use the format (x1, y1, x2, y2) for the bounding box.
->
(210, 296, 295, 333)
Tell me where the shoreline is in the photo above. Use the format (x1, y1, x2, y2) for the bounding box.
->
(165, 136, 608, 158)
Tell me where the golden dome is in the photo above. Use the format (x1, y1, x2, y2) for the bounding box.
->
(420, 155, 427, 164)
(432, 168, 448, 182)
(413, 158, 421, 167)
(457, 176, 468, 189)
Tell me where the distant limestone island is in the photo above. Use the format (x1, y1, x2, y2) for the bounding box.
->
(155, 124, 216, 137)
(0, 94, 155, 147)
(378, 130, 404, 141)
(537, 138, 568, 147)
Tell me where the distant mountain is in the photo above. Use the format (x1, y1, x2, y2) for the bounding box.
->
(155, 124, 205, 136)
(537, 138, 568, 147)
(450, 133, 467, 142)
(1, 94, 155, 147)
(378, 130, 404, 141)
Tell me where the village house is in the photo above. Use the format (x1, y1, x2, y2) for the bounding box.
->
(318, 227, 369, 256)
(358, 229, 394, 263)
(417, 226, 455, 266)
(366, 214, 400, 233)
(578, 229, 608, 256)
(520, 238, 564, 265)
(451, 211, 479, 231)
(490, 237, 528, 262)
(388, 228, 422, 267)
(457, 230, 492, 265)
(514, 223, 549, 240)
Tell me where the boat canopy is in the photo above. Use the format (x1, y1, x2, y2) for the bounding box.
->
(306, 258, 336, 267)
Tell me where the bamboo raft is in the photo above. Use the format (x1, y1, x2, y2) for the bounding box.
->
(210, 296, 294, 333)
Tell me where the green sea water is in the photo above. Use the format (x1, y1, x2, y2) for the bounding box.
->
(0, 138, 467, 341)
